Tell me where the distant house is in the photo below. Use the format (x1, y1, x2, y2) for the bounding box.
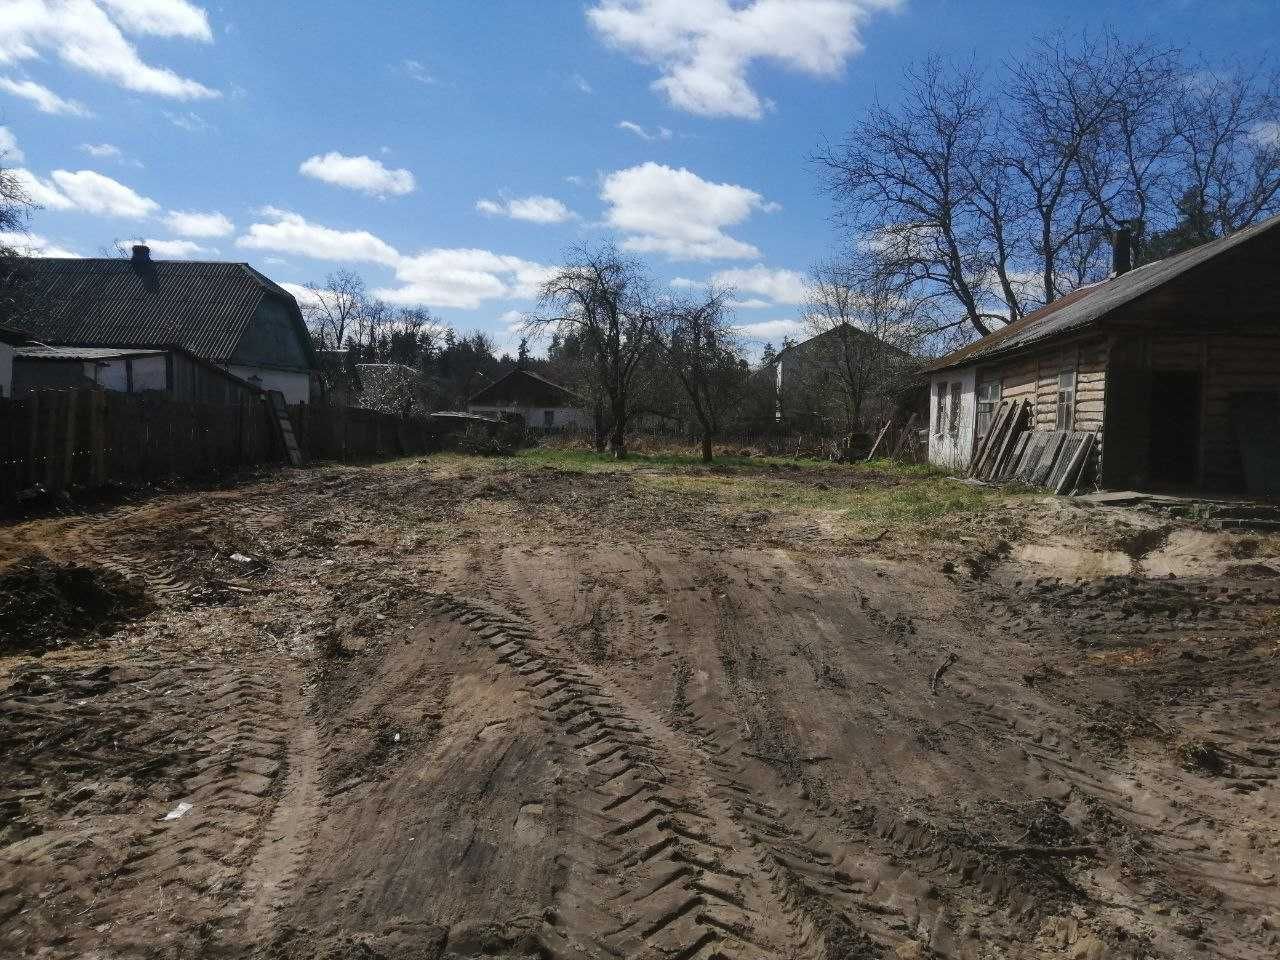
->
(7, 245, 318, 403)
(0, 325, 25, 399)
(768, 323, 921, 427)
(467, 368, 585, 429)
(924, 214, 1280, 493)
(10, 343, 259, 404)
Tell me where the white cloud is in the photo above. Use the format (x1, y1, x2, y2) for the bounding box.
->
(236, 208, 401, 266)
(0, 0, 218, 99)
(235, 208, 553, 310)
(0, 125, 22, 162)
(299, 152, 416, 198)
(401, 59, 435, 84)
(1251, 120, 1280, 148)
(571, 73, 593, 94)
(618, 120, 672, 141)
(79, 142, 121, 159)
(709, 264, 808, 304)
(0, 229, 78, 257)
(10, 167, 75, 209)
(0, 76, 90, 115)
(98, 0, 212, 40)
(383, 250, 554, 309)
(600, 161, 775, 260)
(586, 0, 899, 119)
(164, 209, 233, 237)
(475, 194, 576, 224)
(141, 237, 210, 257)
(49, 169, 158, 217)
(733, 317, 803, 341)
(164, 110, 209, 131)
(278, 281, 322, 311)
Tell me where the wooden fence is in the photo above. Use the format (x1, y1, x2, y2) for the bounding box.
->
(0, 388, 441, 507)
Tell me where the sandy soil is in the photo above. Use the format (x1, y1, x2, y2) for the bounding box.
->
(1, 455, 1278, 960)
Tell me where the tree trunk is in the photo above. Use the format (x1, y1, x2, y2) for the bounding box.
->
(593, 401, 607, 454)
(701, 431, 713, 463)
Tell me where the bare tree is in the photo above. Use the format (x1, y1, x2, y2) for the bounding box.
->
(816, 57, 1005, 338)
(1, 155, 35, 327)
(818, 33, 1279, 342)
(795, 259, 927, 440)
(302, 269, 368, 352)
(1171, 63, 1280, 240)
(1004, 33, 1181, 301)
(655, 287, 747, 463)
(528, 243, 655, 457)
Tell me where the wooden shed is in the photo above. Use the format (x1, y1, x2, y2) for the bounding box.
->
(925, 213, 1280, 494)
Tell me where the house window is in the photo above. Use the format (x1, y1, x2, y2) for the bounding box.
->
(543, 409, 555, 428)
(976, 381, 1001, 437)
(949, 382, 962, 435)
(934, 382, 947, 435)
(1056, 369, 1075, 431)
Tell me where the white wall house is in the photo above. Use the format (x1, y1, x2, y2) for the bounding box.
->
(466, 369, 586, 430)
(927, 367, 978, 470)
(0, 339, 14, 399)
(467, 402, 586, 429)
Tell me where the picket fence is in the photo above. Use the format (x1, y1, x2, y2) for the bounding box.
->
(0, 388, 441, 507)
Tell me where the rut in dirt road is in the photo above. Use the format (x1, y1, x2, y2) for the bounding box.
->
(429, 590, 877, 960)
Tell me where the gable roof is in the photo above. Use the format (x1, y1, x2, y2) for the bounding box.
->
(774, 322, 913, 364)
(926, 210, 1280, 373)
(7, 256, 317, 368)
(468, 367, 583, 406)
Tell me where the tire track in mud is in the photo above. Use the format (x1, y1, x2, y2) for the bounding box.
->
(428, 586, 884, 960)
(0, 660, 290, 955)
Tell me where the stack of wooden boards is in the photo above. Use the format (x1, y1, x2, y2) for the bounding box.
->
(967, 398, 1096, 495)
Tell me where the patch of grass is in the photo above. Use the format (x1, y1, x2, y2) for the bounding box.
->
(640, 471, 996, 526)
(407, 446, 1011, 533)
(509, 445, 952, 480)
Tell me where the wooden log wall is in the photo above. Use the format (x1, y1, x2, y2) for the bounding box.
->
(975, 336, 1109, 485)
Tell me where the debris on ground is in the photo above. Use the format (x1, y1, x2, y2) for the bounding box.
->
(1, 454, 1277, 959)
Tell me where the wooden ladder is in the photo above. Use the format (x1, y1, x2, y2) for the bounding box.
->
(267, 390, 303, 467)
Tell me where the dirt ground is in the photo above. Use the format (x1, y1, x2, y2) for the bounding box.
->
(2, 453, 1278, 960)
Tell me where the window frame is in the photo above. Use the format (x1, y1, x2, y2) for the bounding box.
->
(1056, 368, 1076, 432)
(934, 382, 948, 436)
(975, 380, 1001, 438)
(948, 381, 962, 435)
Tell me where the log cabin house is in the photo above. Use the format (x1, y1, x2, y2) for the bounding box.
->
(925, 212, 1280, 494)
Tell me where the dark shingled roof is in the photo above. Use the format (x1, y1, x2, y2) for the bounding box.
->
(7, 256, 316, 366)
(469, 368, 584, 406)
(925, 211, 1280, 373)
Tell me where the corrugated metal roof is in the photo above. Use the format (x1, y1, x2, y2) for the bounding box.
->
(16, 344, 167, 361)
(8, 257, 311, 365)
(926, 211, 1280, 372)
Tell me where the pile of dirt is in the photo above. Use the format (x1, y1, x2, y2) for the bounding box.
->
(0, 555, 152, 654)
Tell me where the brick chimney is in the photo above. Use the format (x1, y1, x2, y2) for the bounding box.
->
(1111, 225, 1133, 277)
(131, 244, 151, 263)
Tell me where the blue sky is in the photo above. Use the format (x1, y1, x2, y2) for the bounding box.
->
(2, 0, 1278, 354)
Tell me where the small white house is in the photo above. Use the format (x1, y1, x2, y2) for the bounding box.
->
(467, 368, 586, 429)
(0, 327, 18, 399)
